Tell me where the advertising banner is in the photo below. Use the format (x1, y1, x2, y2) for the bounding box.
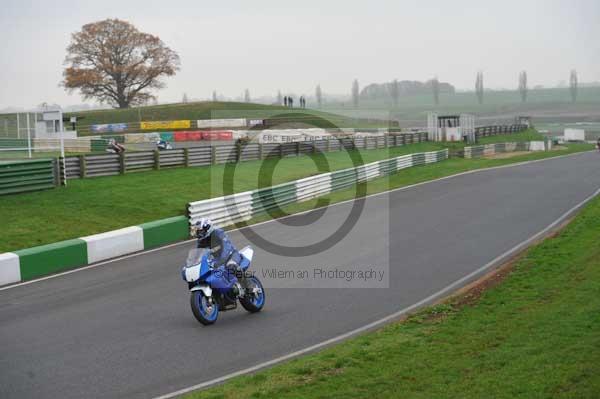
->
(196, 118, 246, 128)
(173, 132, 189, 142)
(90, 123, 128, 133)
(159, 132, 174, 141)
(217, 131, 233, 140)
(140, 120, 191, 130)
(186, 131, 203, 141)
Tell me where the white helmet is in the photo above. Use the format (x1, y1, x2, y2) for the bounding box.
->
(194, 218, 214, 239)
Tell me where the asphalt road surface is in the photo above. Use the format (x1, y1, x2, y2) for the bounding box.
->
(1, 151, 599, 399)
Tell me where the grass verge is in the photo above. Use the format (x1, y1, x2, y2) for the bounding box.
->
(185, 176, 600, 399)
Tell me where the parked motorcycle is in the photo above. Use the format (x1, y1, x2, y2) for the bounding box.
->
(181, 246, 265, 325)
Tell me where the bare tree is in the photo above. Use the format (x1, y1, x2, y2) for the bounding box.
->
(182, 93, 189, 103)
(212, 90, 217, 102)
(475, 71, 484, 105)
(390, 79, 399, 107)
(63, 19, 180, 108)
(315, 84, 323, 108)
(244, 89, 251, 103)
(519, 71, 528, 103)
(431, 77, 440, 105)
(570, 69, 578, 103)
(351, 79, 359, 108)
(277, 90, 282, 105)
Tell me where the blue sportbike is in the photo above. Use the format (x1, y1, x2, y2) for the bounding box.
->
(181, 246, 265, 325)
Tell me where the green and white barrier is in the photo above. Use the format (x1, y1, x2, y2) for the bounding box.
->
(0, 216, 189, 286)
(187, 149, 449, 227)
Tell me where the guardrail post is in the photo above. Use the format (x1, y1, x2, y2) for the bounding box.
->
(119, 152, 125, 175)
(296, 141, 301, 156)
(211, 145, 217, 164)
(184, 148, 190, 167)
(326, 139, 331, 152)
(236, 142, 242, 162)
(79, 154, 86, 178)
(279, 143, 284, 158)
(53, 158, 60, 186)
(154, 150, 160, 170)
(258, 143, 263, 159)
(58, 157, 67, 186)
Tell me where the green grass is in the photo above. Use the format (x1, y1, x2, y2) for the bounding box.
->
(0, 142, 442, 252)
(0, 132, 591, 253)
(184, 172, 600, 399)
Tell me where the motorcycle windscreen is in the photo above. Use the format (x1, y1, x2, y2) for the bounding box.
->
(186, 248, 209, 267)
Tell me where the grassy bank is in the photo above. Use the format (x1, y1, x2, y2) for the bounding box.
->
(186, 177, 600, 399)
(63, 101, 392, 134)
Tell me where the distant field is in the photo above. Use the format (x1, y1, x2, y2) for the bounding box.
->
(323, 86, 600, 128)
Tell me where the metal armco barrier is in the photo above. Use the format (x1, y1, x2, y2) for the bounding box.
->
(463, 141, 546, 158)
(42, 125, 525, 182)
(59, 133, 428, 182)
(474, 124, 527, 139)
(0, 159, 59, 195)
(187, 149, 449, 227)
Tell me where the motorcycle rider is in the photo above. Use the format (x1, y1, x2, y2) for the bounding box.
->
(107, 138, 125, 154)
(193, 218, 244, 279)
(156, 139, 171, 150)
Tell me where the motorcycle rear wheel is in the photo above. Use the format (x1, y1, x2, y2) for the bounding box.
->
(240, 276, 266, 313)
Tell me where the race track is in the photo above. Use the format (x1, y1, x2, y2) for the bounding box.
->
(1, 151, 599, 399)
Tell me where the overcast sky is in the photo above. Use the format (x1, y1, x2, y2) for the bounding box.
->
(0, 0, 598, 109)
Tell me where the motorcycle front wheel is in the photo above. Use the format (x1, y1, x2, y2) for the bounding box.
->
(190, 291, 219, 325)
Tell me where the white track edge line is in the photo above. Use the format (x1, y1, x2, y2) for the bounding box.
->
(0, 149, 592, 291)
(152, 184, 600, 399)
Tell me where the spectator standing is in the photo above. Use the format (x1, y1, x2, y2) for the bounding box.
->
(289, 97, 294, 108)
(283, 96, 288, 107)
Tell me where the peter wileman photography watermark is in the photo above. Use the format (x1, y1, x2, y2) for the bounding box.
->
(208, 109, 392, 288)
(261, 266, 386, 283)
